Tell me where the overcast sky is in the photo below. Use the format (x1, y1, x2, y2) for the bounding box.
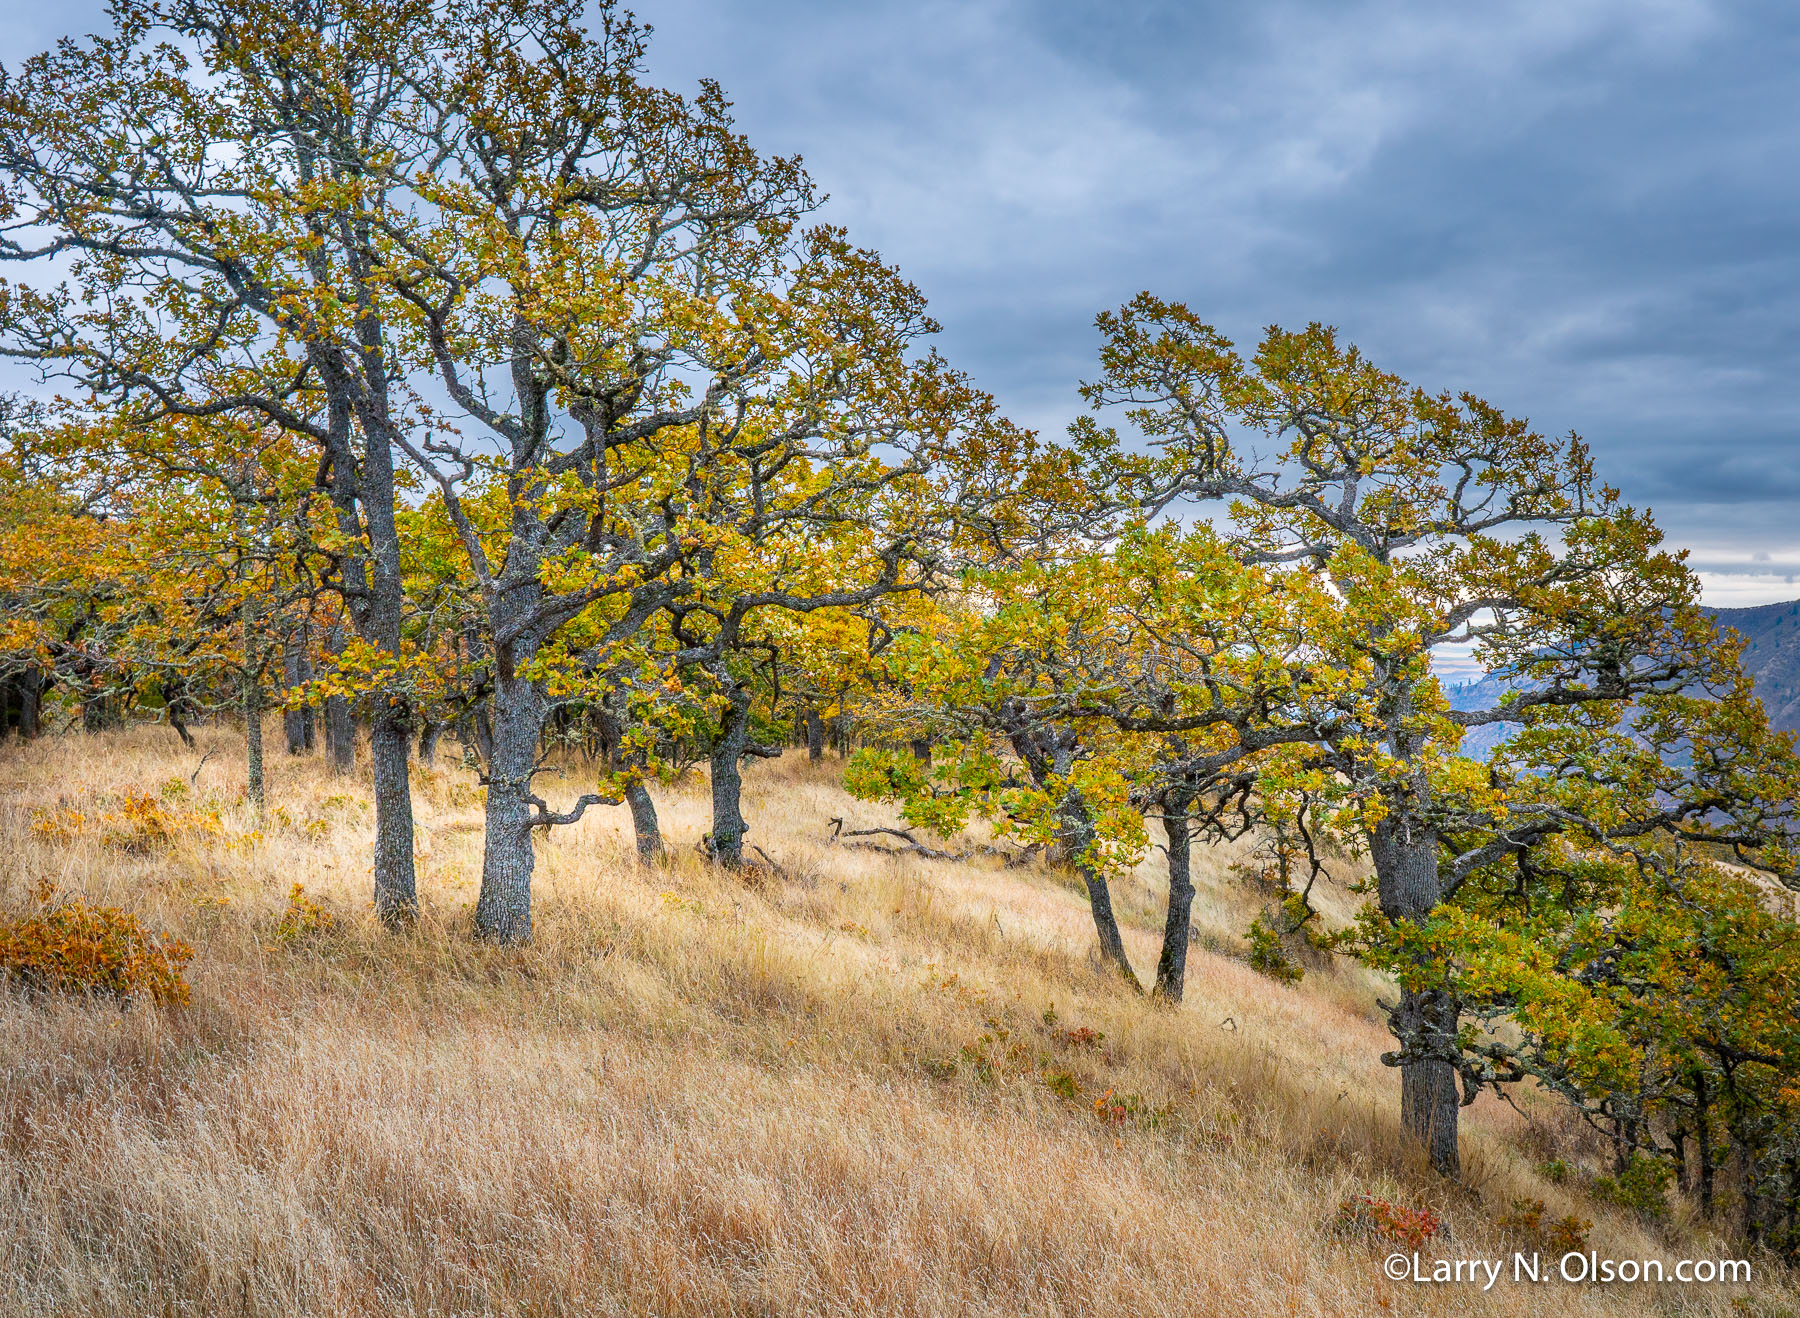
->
(7, 1, 1799, 606)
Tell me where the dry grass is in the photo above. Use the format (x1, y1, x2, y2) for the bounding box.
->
(0, 725, 1793, 1316)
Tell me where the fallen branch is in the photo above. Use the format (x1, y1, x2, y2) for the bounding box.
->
(826, 817, 1022, 865)
(750, 845, 791, 881)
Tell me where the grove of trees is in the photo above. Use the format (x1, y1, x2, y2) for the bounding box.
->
(5, 0, 1800, 1249)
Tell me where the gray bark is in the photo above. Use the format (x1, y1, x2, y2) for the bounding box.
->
(1153, 794, 1195, 1002)
(805, 707, 825, 762)
(282, 631, 312, 755)
(473, 666, 546, 942)
(709, 686, 752, 868)
(1371, 814, 1460, 1176)
(1055, 787, 1141, 990)
(357, 407, 421, 925)
(369, 713, 418, 927)
(626, 780, 663, 861)
(322, 622, 355, 773)
(244, 677, 266, 819)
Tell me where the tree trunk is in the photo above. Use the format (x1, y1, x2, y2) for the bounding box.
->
(324, 694, 355, 772)
(166, 681, 197, 748)
(1394, 987, 1461, 1175)
(1370, 814, 1460, 1176)
(909, 736, 932, 764)
(243, 677, 266, 819)
(1056, 787, 1141, 990)
(369, 712, 418, 927)
(473, 667, 546, 942)
(17, 668, 42, 739)
(340, 398, 419, 929)
(473, 702, 495, 766)
(320, 620, 355, 772)
(282, 631, 310, 755)
(708, 685, 752, 868)
(417, 719, 442, 766)
(626, 780, 663, 861)
(598, 691, 662, 861)
(1153, 793, 1196, 1002)
(1, 669, 44, 739)
(805, 707, 825, 763)
(82, 686, 119, 733)
(1695, 1070, 1715, 1218)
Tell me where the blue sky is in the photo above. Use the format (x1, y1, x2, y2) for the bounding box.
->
(8, 1, 1799, 604)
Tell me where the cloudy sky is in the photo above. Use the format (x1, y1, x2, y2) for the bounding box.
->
(7, 1, 1798, 605)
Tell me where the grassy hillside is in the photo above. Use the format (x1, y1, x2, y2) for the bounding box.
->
(1, 727, 1792, 1316)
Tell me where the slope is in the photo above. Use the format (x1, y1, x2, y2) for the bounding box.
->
(0, 727, 1788, 1316)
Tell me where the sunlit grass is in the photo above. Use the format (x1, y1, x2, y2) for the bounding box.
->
(0, 724, 1785, 1315)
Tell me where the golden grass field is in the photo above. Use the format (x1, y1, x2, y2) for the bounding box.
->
(2, 724, 1795, 1316)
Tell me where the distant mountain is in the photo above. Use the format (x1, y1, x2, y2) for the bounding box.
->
(1442, 671, 1522, 759)
(1709, 599, 1800, 735)
(1440, 600, 1800, 758)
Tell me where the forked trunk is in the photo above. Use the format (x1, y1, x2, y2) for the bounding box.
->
(474, 671, 546, 942)
(1153, 794, 1196, 1002)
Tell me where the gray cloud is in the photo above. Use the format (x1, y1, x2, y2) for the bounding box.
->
(639, 0, 1800, 589)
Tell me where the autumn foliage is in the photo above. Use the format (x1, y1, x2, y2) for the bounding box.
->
(0, 889, 192, 1004)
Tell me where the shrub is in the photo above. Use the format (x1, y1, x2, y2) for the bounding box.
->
(0, 897, 192, 1004)
(1497, 1196, 1545, 1237)
(1590, 1155, 1672, 1220)
(32, 791, 223, 853)
(272, 884, 336, 944)
(1333, 1193, 1442, 1248)
(1497, 1196, 1590, 1253)
(1091, 1088, 1169, 1131)
(101, 791, 222, 853)
(1546, 1213, 1592, 1255)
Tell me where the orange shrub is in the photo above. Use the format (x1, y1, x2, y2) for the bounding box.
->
(102, 791, 222, 853)
(0, 899, 193, 1004)
(30, 791, 223, 853)
(1332, 1193, 1442, 1248)
(272, 884, 335, 943)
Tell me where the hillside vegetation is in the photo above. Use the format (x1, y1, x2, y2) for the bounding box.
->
(2, 726, 1792, 1317)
